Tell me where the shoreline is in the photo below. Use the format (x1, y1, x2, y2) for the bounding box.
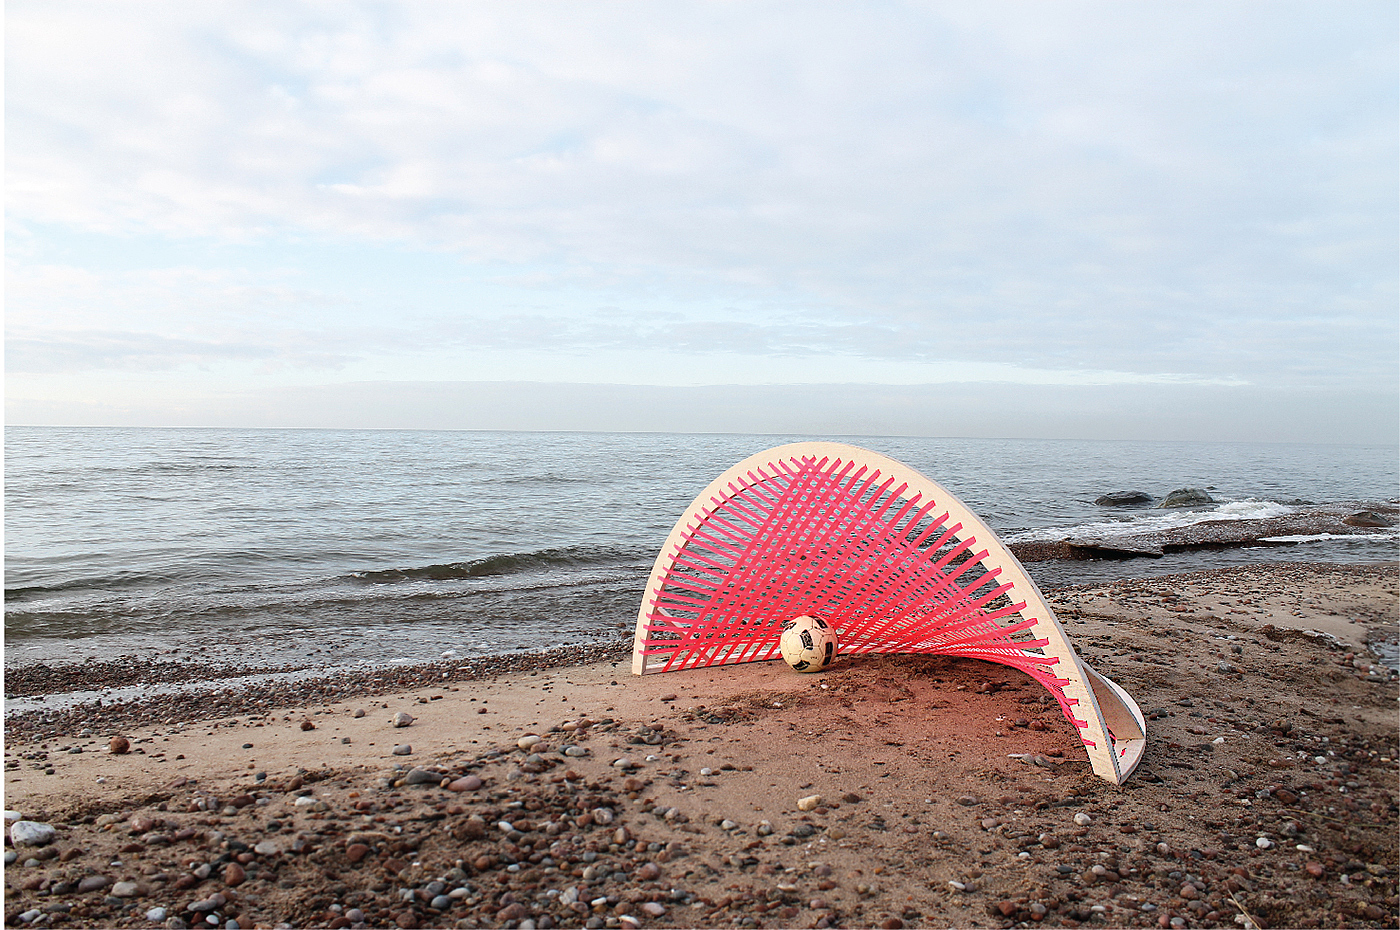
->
(4, 562, 1398, 929)
(5, 563, 1397, 742)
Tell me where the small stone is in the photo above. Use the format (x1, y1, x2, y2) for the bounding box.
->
(9, 821, 56, 847)
(797, 794, 823, 812)
(392, 711, 415, 728)
(392, 744, 412, 755)
(518, 735, 542, 750)
(300, 719, 316, 731)
(636, 862, 661, 881)
(353, 708, 366, 718)
(111, 880, 140, 897)
(431, 894, 452, 909)
(404, 767, 440, 785)
(497, 903, 528, 921)
(880, 918, 904, 929)
(223, 862, 245, 886)
(448, 775, 484, 791)
(659, 693, 678, 702)
(146, 907, 168, 922)
(346, 843, 371, 862)
(1255, 836, 1273, 849)
(109, 736, 131, 755)
(642, 902, 666, 917)
(1305, 861, 1325, 878)
(564, 746, 588, 757)
(77, 875, 110, 893)
(1180, 883, 1198, 899)
(1073, 812, 1092, 826)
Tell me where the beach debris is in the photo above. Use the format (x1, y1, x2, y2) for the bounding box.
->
(9, 821, 56, 847)
(1007, 752, 1066, 767)
(391, 711, 414, 728)
(797, 794, 823, 811)
(108, 735, 130, 754)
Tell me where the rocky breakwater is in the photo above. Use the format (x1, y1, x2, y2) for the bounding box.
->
(1011, 501, 1399, 562)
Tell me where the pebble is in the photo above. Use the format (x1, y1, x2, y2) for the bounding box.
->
(518, 735, 542, 749)
(353, 708, 366, 718)
(636, 862, 661, 881)
(392, 744, 413, 755)
(9, 821, 56, 847)
(109, 736, 130, 754)
(147, 907, 168, 921)
(253, 840, 279, 855)
(1073, 812, 1093, 826)
(77, 875, 111, 893)
(797, 794, 823, 811)
(404, 767, 440, 785)
(392, 711, 415, 727)
(448, 775, 484, 791)
(111, 880, 140, 897)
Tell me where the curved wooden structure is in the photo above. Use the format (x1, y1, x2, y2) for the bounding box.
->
(632, 442, 1146, 785)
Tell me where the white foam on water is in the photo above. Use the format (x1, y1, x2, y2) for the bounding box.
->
(1008, 499, 1297, 543)
(1262, 530, 1400, 544)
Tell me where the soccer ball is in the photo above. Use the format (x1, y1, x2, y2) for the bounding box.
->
(779, 615, 838, 673)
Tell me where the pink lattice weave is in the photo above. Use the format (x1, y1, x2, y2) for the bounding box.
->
(633, 443, 1147, 784)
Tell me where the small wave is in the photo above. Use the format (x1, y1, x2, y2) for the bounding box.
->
(1007, 499, 1297, 544)
(347, 545, 639, 584)
(4, 571, 187, 602)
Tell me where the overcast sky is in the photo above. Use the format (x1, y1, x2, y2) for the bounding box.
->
(6, 2, 1397, 441)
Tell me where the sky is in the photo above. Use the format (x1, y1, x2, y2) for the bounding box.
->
(6, 1, 1398, 442)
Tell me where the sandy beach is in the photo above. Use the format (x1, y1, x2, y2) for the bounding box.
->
(4, 562, 1397, 929)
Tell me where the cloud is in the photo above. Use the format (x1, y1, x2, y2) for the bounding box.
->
(4, 1, 1396, 423)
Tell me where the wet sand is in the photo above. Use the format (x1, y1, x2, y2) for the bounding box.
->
(4, 562, 1398, 929)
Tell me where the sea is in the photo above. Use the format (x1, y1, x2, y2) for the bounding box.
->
(5, 427, 1397, 677)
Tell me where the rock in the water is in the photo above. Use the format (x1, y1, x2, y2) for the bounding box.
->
(1159, 488, 1214, 508)
(1344, 510, 1394, 527)
(1094, 490, 1153, 506)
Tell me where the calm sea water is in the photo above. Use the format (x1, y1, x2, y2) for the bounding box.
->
(6, 427, 1397, 671)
